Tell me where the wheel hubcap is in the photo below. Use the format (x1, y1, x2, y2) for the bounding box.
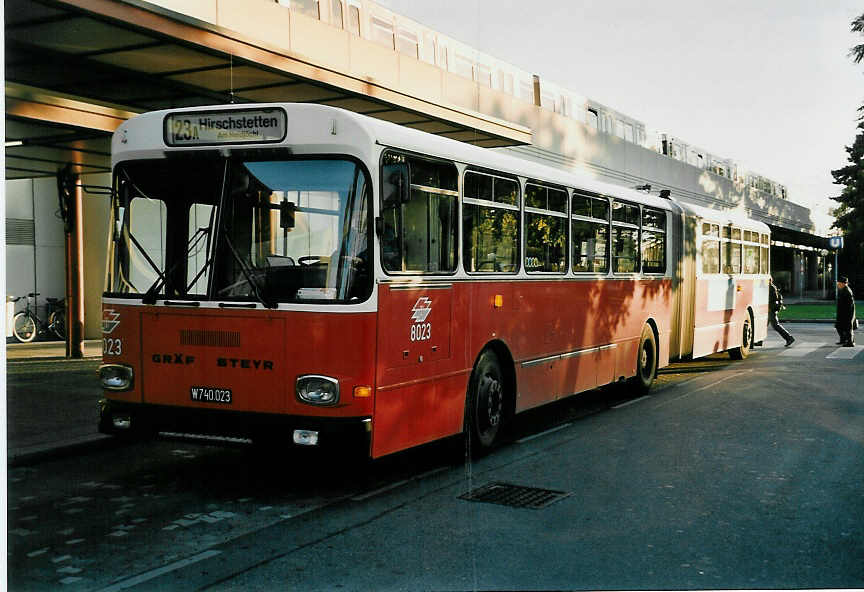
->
(481, 375, 502, 429)
(640, 341, 653, 379)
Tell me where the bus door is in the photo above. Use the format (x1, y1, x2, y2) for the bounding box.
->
(372, 284, 461, 457)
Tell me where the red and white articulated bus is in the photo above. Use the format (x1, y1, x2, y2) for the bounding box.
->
(98, 103, 770, 457)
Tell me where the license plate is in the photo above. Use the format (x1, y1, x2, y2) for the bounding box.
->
(190, 386, 232, 404)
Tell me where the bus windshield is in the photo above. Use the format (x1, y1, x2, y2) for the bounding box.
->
(107, 156, 371, 304)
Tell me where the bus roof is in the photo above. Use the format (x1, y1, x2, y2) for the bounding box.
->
(113, 103, 764, 222)
(677, 201, 771, 234)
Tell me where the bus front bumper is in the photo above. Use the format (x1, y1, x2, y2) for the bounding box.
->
(98, 399, 372, 451)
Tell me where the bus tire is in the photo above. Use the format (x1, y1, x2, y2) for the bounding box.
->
(465, 350, 505, 454)
(632, 325, 657, 394)
(729, 316, 752, 360)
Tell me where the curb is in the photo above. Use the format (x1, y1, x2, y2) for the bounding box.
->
(7, 434, 117, 468)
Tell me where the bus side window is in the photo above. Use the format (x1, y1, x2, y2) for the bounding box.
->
(380, 152, 458, 274)
(525, 183, 567, 273)
(723, 240, 742, 274)
(380, 157, 408, 271)
(611, 200, 639, 273)
(572, 193, 609, 273)
(641, 207, 666, 274)
(463, 171, 519, 273)
(701, 223, 720, 274)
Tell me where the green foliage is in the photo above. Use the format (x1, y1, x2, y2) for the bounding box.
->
(851, 13, 864, 64)
(829, 11, 864, 274)
(830, 120, 864, 240)
(781, 301, 864, 321)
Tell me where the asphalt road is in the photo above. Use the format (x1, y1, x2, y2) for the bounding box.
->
(7, 324, 864, 591)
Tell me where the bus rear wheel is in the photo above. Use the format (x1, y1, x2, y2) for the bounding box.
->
(729, 317, 752, 360)
(465, 350, 505, 454)
(631, 325, 657, 394)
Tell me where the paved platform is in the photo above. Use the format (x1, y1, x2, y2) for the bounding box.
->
(5, 340, 111, 466)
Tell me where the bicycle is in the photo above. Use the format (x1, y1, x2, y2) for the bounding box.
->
(10, 293, 66, 343)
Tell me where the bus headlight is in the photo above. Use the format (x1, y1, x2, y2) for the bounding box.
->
(100, 364, 134, 391)
(296, 375, 339, 406)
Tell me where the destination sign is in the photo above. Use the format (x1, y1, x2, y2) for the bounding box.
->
(164, 109, 287, 146)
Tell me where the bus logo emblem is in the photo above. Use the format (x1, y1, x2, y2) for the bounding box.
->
(411, 297, 432, 323)
(102, 309, 121, 334)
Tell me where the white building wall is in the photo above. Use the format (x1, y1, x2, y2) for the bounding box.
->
(6, 179, 38, 319)
(33, 177, 66, 314)
(5, 174, 110, 340)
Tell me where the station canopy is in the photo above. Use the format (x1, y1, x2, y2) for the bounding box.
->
(5, 0, 529, 181)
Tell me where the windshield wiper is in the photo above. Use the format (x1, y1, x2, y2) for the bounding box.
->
(220, 234, 277, 308)
(115, 169, 176, 303)
(142, 225, 211, 304)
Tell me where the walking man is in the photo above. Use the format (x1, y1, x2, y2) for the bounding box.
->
(835, 276, 856, 347)
(768, 278, 794, 347)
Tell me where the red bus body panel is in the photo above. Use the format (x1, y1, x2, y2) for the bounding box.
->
(370, 278, 673, 457)
(102, 304, 376, 419)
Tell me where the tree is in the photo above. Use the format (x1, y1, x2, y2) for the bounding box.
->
(830, 120, 864, 244)
(829, 12, 864, 284)
(851, 13, 864, 64)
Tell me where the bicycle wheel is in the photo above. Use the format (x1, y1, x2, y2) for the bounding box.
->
(13, 312, 38, 343)
(49, 309, 66, 341)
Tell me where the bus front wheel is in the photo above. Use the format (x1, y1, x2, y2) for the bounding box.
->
(465, 350, 505, 454)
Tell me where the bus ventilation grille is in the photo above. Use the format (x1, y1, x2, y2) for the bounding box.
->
(180, 329, 241, 347)
(459, 482, 571, 509)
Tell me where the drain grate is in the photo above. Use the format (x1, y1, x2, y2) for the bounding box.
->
(459, 482, 571, 509)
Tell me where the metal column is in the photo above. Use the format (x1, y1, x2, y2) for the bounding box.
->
(58, 166, 84, 358)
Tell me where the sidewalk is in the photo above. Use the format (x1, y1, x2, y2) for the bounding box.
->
(5, 338, 103, 360)
(5, 339, 112, 466)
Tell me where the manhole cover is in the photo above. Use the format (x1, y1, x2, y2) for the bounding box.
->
(459, 482, 571, 509)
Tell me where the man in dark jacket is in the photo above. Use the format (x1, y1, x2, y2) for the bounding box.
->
(835, 276, 856, 347)
(768, 278, 794, 346)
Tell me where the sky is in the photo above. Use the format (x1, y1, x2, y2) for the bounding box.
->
(378, 0, 863, 233)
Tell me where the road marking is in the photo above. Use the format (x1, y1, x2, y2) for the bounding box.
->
(351, 478, 411, 501)
(760, 340, 785, 349)
(612, 395, 652, 409)
(826, 346, 863, 360)
(95, 550, 222, 592)
(778, 342, 828, 357)
(516, 422, 573, 443)
(351, 467, 449, 501)
(655, 370, 753, 409)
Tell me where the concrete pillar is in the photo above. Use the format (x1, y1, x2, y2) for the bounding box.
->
(791, 251, 803, 297)
(807, 252, 818, 292)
